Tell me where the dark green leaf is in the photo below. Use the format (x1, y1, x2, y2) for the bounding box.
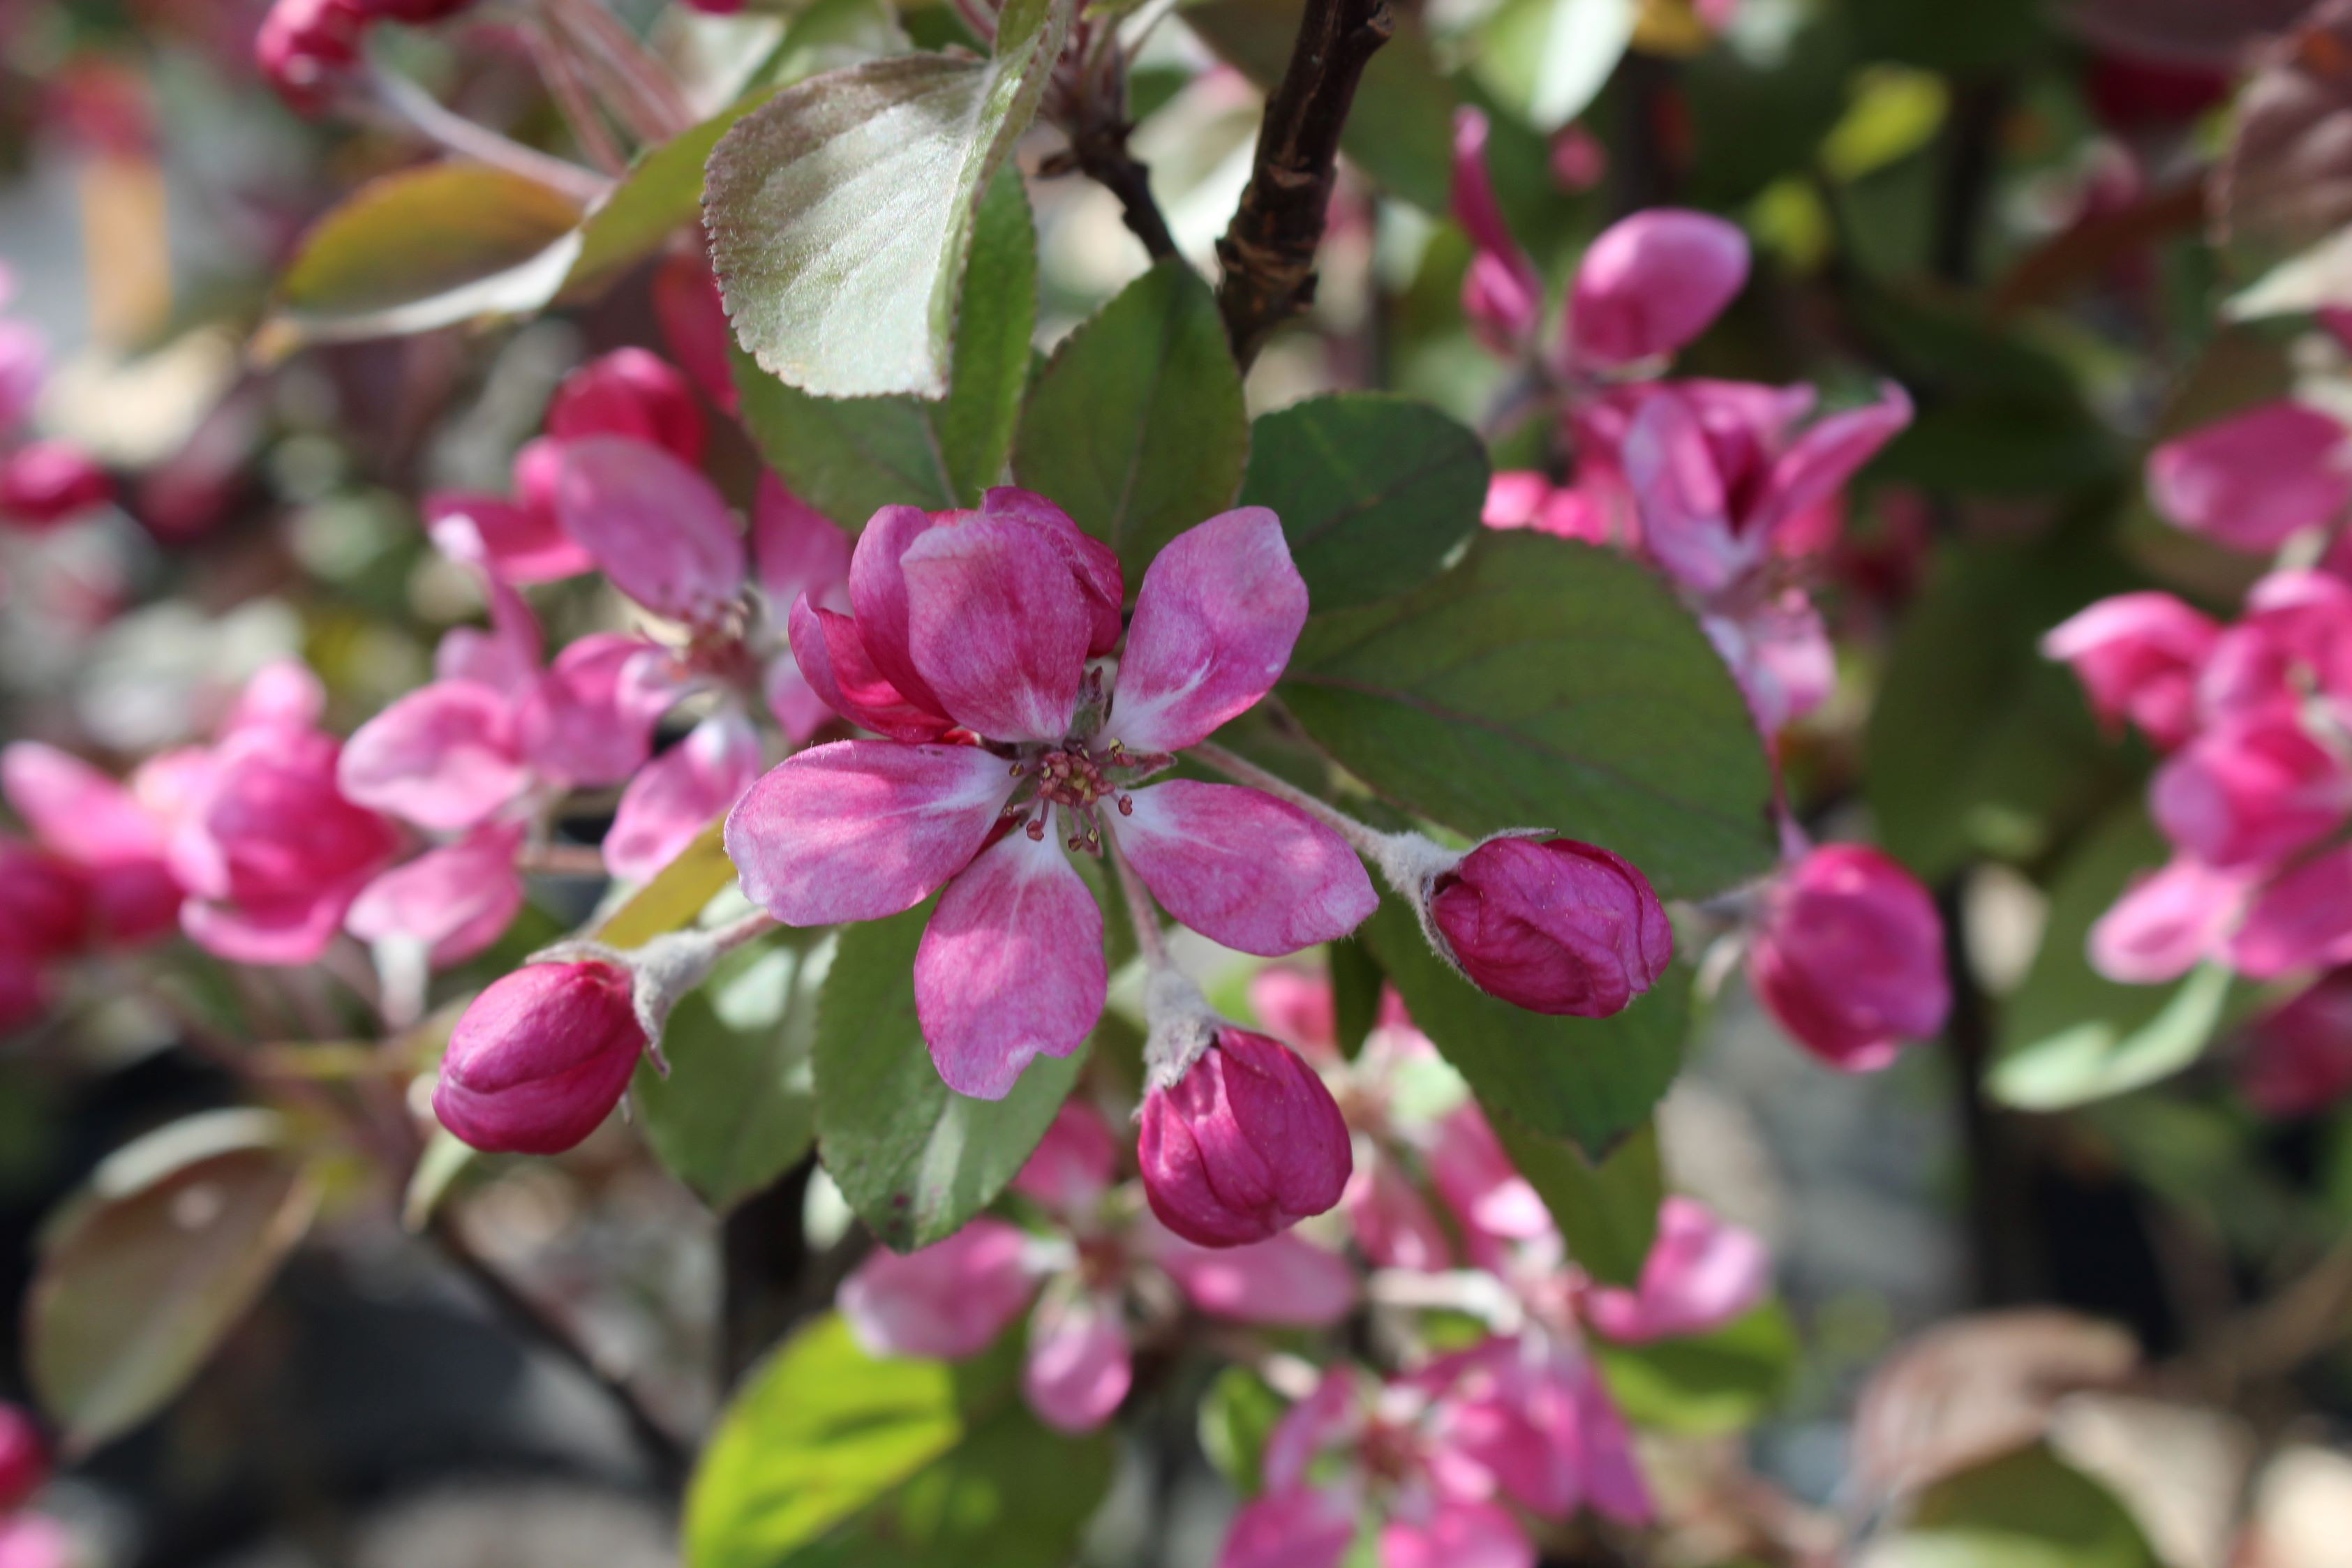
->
(733, 170, 1036, 525)
(1327, 938, 1386, 1062)
(1485, 1112, 1661, 1286)
(30, 1112, 319, 1451)
(1864, 531, 2136, 881)
(267, 165, 584, 348)
(1592, 1304, 1797, 1435)
(1239, 394, 1487, 613)
(705, 0, 1069, 399)
(1184, 0, 1454, 211)
(1847, 0, 2046, 75)
(1359, 892, 1687, 1156)
(686, 1314, 1114, 1568)
(1895, 1443, 2163, 1568)
(1990, 806, 2253, 1111)
(562, 93, 777, 304)
(812, 902, 1085, 1251)
(634, 932, 828, 1210)
(1278, 531, 1778, 900)
(1011, 258, 1248, 577)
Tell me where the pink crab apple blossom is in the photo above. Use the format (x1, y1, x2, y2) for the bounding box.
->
(433, 960, 647, 1154)
(1, 743, 182, 946)
(840, 1100, 1354, 1433)
(1746, 843, 1950, 1071)
(2041, 592, 2223, 750)
(0, 1516, 70, 1568)
(1424, 835, 1674, 1017)
(1139, 1026, 1353, 1247)
(725, 493, 1377, 1099)
(2145, 400, 2351, 552)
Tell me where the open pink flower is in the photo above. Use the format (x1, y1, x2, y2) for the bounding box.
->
(2148, 401, 2351, 552)
(1, 742, 181, 945)
(1581, 1196, 1769, 1343)
(2044, 592, 2221, 751)
(728, 493, 1376, 1099)
(2148, 712, 2350, 872)
(840, 1100, 1354, 1434)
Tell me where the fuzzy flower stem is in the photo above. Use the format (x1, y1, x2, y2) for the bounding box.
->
(1189, 740, 1456, 896)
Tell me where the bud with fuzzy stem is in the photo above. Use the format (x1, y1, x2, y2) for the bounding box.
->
(1136, 969, 1351, 1248)
(1384, 830, 1672, 1017)
(0, 1403, 45, 1513)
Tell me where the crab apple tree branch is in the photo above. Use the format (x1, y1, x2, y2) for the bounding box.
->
(1214, 0, 1393, 368)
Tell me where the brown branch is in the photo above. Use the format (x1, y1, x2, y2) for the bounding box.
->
(1214, 0, 1393, 369)
(1069, 125, 1181, 263)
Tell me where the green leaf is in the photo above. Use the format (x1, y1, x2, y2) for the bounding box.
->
(687, 1315, 1112, 1568)
(1893, 1443, 2162, 1568)
(734, 168, 1036, 525)
(1473, 0, 1636, 133)
(600, 820, 738, 948)
(1358, 892, 1687, 1156)
(704, 0, 1070, 400)
(1278, 531, 1778, 901)
(563, 94, 779, 305)
(1239, 394, 1487, 613)
(1184, 0, 1454, 211)
(1485, 1112, 1661, 1287)
(1592, 1303, 1796, 1435)
(1010, 258, 1249, 577)
(1199, 1366, 1286, 1499)
(1864, 532, 2134, 881)
(1327, 936, 1385, 1061)
(266, 165, 584, 348)
(29, 1112, 320, 1452)
(1990, 806, 2253, 1111)
(812, 902, 1085, 1251)
(1847, 0, 2046, 75)
(634, 933, 830, 1210)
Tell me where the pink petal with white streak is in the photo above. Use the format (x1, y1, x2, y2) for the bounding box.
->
(554, 437, 745, 622)
(1115, 782, 1374, 955)
(724, 740, 1015, 926)
(338, 681, 528, 831)
(1106, 509, 1308, 754)
(901, 518, 1091, 742)
(914, 826, 1105, 1099)
(604, 711, 763, 883)
(1022, 1283, 1133, 1433)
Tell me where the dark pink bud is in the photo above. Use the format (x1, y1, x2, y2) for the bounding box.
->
(544, 348, 706, 467)
(0, 440, 112, 528)
(433, 961, 646, 1154)
(255, 0, 369, 113)
(1427, 836, 1672, 1017)
(1138, 1029, 1350, 1248)
(0, 1404, 46, 1513)
(0, 837, 90, 964)
(1748, 844, 1948, 1071)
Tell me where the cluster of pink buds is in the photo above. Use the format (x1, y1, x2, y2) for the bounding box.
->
(1451, 119, 1949, 1070)
(2044, 396, 2352, 1107)
(0, 1405, 68, 1568)
(0, 268, 112, 534)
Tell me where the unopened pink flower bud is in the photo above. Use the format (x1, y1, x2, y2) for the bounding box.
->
(1748, 844, 1948, 1071)
(1139, 1028, 1350, 1248)
(544, 348, 706, 467)
(433, 960, 646, 1153)
(255, 0, 369, 113)
(0, 440, 111, 528)
(0, 1403, 45, 1512)
(1426, 836, 1672, 1017)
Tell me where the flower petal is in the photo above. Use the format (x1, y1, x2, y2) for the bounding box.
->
(754, 476, 851, 613)
(847, 503, 948, 715)
(1751, 382, 1913, 544)
(724, 740, 1015, 926)
(1567, 209, 1750, 369)
(2087, 854, 2249, 984)
(1106, 508, 1308, 754)
(1621, 387, 1745, 595)
(425, 488, 592, 584)
(981, 488, 1125, 654)
(1582, 1195, 1769, 1343)
(345, 824, 526, 967)
(183, 873, 374, 966)
(2148, 401, 2352, 551)
(2, 742, 168, 863)
(902, 517, 1091, 742)
(1218, 1488, 1360, 1568)
(516, 634, 674, 787)
(1011, 1098, 1120, 1216)
(914, 826, 1105, 1100)
(1022, 1283, 1133, 1433)
(1115, 781, 1375, 955)
(604, 710, 764, 883)
(838, 1216, 1038, 1360)
(553, 436, 745, 622)
(786, 597, 955, 740)
(338, 681, 528, 832)
(1380, 1500, 1537, 1568)
(1142, 1219, 1357, 1326)
(2229, 846, 2352, 979)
